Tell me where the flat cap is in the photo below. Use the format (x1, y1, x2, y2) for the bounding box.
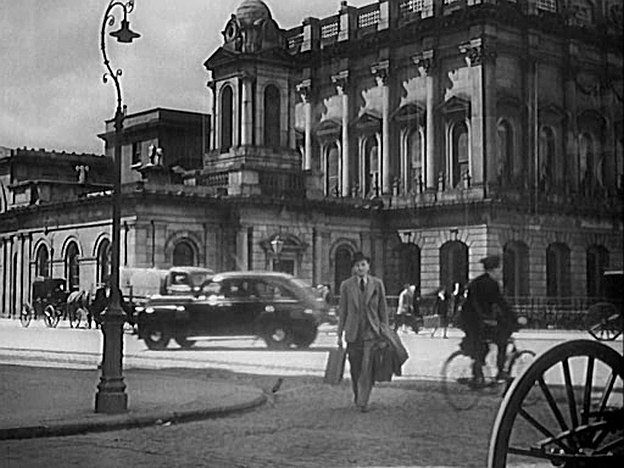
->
(480, 255, 500, 270)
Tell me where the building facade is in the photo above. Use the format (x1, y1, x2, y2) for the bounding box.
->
(1, 0, 622, 318)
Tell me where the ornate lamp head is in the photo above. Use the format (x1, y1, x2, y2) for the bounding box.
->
(110, 19, 141, 43)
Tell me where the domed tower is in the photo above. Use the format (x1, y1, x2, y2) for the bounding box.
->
(203, 0, 306, 197)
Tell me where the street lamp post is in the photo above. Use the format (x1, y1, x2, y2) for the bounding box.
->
(95, 0, 140, 414)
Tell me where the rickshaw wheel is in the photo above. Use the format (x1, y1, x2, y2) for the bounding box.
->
(20, 304, 33, 328)
(44, 305, 60, 328)
(488, 339, 624, 468)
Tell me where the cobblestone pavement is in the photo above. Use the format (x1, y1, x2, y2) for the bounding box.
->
(0, 369, 502, 468)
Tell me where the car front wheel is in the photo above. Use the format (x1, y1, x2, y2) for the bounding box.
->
(143, 326, 171, 350)
(262, 322, 294, 349)
(292, 326, 318, 348)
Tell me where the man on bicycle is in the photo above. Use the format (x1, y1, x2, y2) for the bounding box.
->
(459, 255, 518, 385)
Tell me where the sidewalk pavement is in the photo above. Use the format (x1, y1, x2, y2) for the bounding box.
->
(0, 364, 266, 441)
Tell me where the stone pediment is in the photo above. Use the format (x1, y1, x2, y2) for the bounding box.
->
(391, 102, 425, 123)
(352, 110, 381, 130)
(315, 118, 342, 137)
(204, 47, 238, 70)
(436, 96, 471, 115)
(204, 44, 291, 71)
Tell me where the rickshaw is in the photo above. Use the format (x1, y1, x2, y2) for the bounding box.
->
(585, 270, 623, 342)
(20, 278, 68, 328)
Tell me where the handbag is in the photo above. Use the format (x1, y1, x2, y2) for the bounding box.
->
(323, 345, 347, 385)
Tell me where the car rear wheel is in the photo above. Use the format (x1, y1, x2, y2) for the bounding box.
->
(263, 322, 294, 349)
(143, 326, 171, 350)
(174, 336, 196, 349)
(293, 326, 318, 348)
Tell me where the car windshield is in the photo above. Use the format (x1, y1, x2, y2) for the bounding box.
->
(189, 272, 212, 287)
(289, 278, 318, 302)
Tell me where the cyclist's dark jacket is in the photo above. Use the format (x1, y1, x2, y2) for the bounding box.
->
(459, 273, 516, 359)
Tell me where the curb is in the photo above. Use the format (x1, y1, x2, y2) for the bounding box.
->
(0, 393, 267, 441)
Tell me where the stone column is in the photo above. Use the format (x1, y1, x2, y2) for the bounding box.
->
(564, 59, 579, 192)
(413, 50, 436, 190)
(236, 227, 249, 271)
(207, 80, 217, 151)
(371, 60, 391, 194)
(240, 73, 255, 146)
(459, 37, 497, 188)
(332, 71, 350, 197)
(297, 79, 313, 170)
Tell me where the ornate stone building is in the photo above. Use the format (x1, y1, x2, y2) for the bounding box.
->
(1, 0, 622, 317)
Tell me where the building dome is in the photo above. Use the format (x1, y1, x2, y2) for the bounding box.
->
(235, 0, 272, 26)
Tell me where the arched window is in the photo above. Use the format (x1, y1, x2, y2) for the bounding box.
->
(546, 243, 571, 298)
(363, 135, 379, 196)
(65, 242, 80, 292)
(539, 127, 556, 190)
(586, 245, 609, 297)
(503, 241, 529, 298)
(35, 244, 50, 278)
(326, 142, 340, 196)
(264, 85, 281, 147)
(97, 239, 111, 285)
(399, 244, 421, 290)
(497, 120, 513, 184)
(220, 85, 233, 152)
(173, 241, 195, 267)
(451, 121, 469, 188)
(334, 246, 353, 294)
(406, 128, 423, 193)
(439, 241, 469, 290)
(579, 132, 595, 189)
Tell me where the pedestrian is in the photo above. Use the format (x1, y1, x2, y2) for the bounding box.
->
(458, 255, 517, 385)
(431, 286, 449, 338)
(337, 251, 389, 412)
(394, 283, 415, 333)
(448, 282, 462, 326)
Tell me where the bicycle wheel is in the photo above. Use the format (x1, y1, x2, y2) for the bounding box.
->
(586, 303, 622, 342)
(506, 350, 538, 405)
(20, 304, 33, 328)
(488, 339, 624, 468)
(43, 305, 60, 328)
(441, 350, 481, 411)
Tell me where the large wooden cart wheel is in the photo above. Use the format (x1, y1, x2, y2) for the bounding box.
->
(20, 303, 34, 328)
(586, 302, 622, 342)
(488, 339, 623, 467)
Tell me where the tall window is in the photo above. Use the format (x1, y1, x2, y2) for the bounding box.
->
(173, 241, 195, 267)
(35, 244, 50, 278)
(503, 242, 529, 298)
(220, 85, 233, 152)
(326, 143, 340, 196)
(407, 128, 423, 192)
(65, 242, 80, 292)
(451, 121, 469, 188)
(399, 244, 421, 290)
(539, 127, 556, 189)
(363, 135, 379, 196)
(439, 241, 468, 290)
(497, 120, 513, 184)
(334, 246, 353, 293)
(579, 132, 594, 190)
(546, 243, 571, 297)
(264, 85, 281, 147)
(97, 239, 111, 285)
(586, 245, 609, 297)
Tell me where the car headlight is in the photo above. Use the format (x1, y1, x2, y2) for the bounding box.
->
(176, 305, 186, 312)
(145, 307, 155, 314)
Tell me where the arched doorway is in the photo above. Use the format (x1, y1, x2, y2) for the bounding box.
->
(264, 85, 281, 147)
(546, 243, 571, 298)
(65, 241, 80, 292)
(35, 244, 50, 278)
(503, 241, 529, 298)
(97, 239, 111, 285)
(173, 241, 195, 267)
(334, 246, 353, 294)
(586, 245, 609, 297)
(439, 241, 468, 290)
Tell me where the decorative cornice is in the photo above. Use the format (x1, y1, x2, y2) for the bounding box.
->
(411, 50, 435, 76)
(296, 79, 312, 103)
(331, 70, 349, 95)
(459, 38, 496, 67)
(370, 60, 390, 87)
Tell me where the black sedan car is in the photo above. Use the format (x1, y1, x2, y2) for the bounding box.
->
(134, 271, 325, 350)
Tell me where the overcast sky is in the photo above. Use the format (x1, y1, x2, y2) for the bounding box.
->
(0, 0, 372, 155)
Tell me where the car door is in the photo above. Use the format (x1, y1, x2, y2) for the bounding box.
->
(189, 279, 230, 335)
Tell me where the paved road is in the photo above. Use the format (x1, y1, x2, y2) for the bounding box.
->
(0, 318, 616, 380)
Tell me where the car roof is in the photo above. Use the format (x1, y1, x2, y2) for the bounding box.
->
(211, 271, 297, 281)
(169, 267, 214, 274)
